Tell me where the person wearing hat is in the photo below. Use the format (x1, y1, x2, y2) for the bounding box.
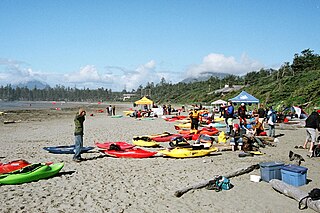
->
(73, 108, 86, 162)
(230, 123, 243, 151)
(303, 109, 320, 157)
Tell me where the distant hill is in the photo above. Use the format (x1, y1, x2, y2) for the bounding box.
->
(181, 72, 229, 83)
(15, 80, 49, 89)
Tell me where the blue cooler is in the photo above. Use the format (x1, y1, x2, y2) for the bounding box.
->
(281, 165, 308, 187)
(259, 161, 285, 182)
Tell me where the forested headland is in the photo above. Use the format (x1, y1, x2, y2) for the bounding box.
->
(1, 49, 319, 111)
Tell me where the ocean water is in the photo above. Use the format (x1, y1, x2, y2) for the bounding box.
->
(0, 101, 131, 111)
(0, 101, 87, 110)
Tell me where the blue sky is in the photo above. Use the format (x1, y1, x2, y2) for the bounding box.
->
(0, 0, 319, 91)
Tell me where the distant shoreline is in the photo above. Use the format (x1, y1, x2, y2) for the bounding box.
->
(0, 101, 133, 111)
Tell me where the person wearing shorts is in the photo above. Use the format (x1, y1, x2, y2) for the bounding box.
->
(303, 111, 320, 157)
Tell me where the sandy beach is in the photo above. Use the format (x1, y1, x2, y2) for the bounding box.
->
(0, 103, 318, 213)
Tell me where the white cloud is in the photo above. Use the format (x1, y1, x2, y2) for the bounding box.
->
(186, 53, 264, 77)
(0, 53, 265, 91)
(0, 58, 47, 85)
(62, 60, 170, 91)
(120, 60, 157, 90)
(64, 65, 111, 83)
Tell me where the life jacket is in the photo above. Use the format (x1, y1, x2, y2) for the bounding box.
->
(190, 110, 200, 119)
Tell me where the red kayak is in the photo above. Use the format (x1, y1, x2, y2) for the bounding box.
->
(151, 133, 182, 142)
(199, 129, 219, 136)
(101, 148, 157, 158)
(95, 142, 135, 150)
(0, 160, 30, 174)
(179, 128, 219, 136)
(163, 115, 187, 122)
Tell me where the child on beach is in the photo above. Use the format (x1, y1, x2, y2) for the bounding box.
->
(73, 108, 86, 162)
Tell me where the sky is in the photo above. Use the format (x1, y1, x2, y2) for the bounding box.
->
(0, 0, 319, 91)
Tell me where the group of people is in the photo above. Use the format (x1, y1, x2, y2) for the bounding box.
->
(131, 109, 154, 118)
(72, 103, 320, 161)
(215, 101, 278, 151)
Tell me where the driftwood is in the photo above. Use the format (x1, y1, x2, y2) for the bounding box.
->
(174, 164, 259, 197)
(3, 120, 22, 124)
(270, 179, 320, 212)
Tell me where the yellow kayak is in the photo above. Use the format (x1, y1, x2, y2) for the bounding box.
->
(158, 147, 218, 158)
(175, 119, 191, 123)
(132, 139, 160, 147)
(214, 117, 225, 122)
(123, 110, 134, 116)
(174, 123, 191, 129)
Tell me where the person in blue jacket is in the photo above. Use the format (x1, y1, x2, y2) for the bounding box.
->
(225, 101, 234, 135)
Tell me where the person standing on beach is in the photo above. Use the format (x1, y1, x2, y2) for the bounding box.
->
(238, 103, 247, 129)
(267, 106, 276, 137)
(225, 101, 234, 135)
(108, 105, 112, 116)
(303, 110, 320, 157)
(112, 105, 116, 116)
(73, 108, 86, 162)
(189, 108, 200, 131)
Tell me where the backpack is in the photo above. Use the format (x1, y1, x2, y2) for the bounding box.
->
(298, 188, 320, 210)
(206, 176, 232, 192)
(312, 144, 320, 157)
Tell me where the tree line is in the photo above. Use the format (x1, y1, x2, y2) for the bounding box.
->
(0, 85, 122, 102)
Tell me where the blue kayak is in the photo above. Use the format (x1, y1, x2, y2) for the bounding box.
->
(43, 145, 94, 154)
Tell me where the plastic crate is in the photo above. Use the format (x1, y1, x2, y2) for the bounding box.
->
(281, 165, 308, 187)
(259, 161, 285, 182)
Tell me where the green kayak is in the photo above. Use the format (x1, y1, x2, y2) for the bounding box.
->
(0, 163, 64, 185)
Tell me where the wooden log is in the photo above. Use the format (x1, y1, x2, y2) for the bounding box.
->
(3, 120, 21, 124)
(174, 164, 259, 197)
(270, 179, 320, 212)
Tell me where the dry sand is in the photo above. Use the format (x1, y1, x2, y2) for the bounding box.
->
(0, 104, 318, 213)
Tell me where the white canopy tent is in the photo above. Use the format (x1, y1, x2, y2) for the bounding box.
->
(211, 99, 227, 105)
(211, 99, 227, 112)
